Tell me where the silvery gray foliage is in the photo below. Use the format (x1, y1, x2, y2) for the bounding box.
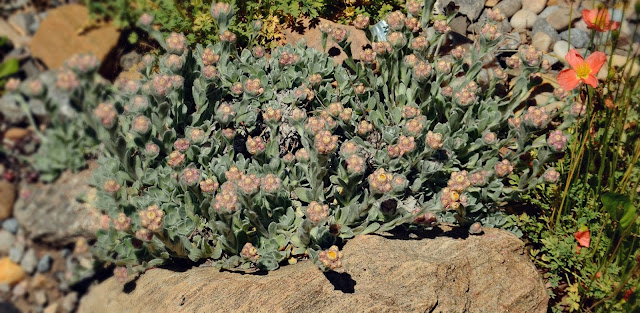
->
(13, 4, 574, 277)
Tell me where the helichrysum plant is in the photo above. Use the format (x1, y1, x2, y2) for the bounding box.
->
(9, 3, 576, 279)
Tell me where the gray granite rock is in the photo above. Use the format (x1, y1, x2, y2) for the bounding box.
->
(538, 5, 559, 19)
(9, 244, 24, 263)
(437, 0, 485, 21)
(37, 254, 52, 273)
(2, 218, 19, 234)
(20, 248, 37, 274)
(533, 17, 560, 42)
(560, 29, 590, 48)
(0, 230, 15, 254)
(494, 0, 522, 18)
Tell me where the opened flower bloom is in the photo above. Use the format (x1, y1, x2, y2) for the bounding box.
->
(557, 49, 606, 91)
(575, 226, 591, 248)
(582, 8, 620, 32)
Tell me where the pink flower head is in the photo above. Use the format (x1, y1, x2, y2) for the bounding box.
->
(558, 49, 606, 91)
(574, 227, 590, 247)
(582, 8, 620, 32)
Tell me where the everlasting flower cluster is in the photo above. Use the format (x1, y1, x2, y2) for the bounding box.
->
(18, 5, 570, 276)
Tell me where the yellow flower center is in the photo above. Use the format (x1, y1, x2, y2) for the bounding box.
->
(327, 251, 337, 260)
(575, 63, 592, 79)
(147, 211, 156, 220)
(378, 173, 387, 181)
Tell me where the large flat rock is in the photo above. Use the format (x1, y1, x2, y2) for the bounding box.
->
(13, 162, 101, 246)
(79, 228, 548, 313)
(30, 4, 120, 69)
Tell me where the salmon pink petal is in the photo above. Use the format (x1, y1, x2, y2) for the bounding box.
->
(586, 51, 607, 73)
(609, 21, 620, 31)
(574, 230, 591, 247)
(582, 9, 597, 28)
(558, 69, 580, 91)
(583, 74, 599, 88)
(565, 49, 584, 68)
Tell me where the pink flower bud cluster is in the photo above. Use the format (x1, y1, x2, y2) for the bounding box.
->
(93, 102, 118, 128)
(331, 28, 348, 43)
(202, 48, 220, 66)
(174, 138, 190, 151)
(318, 21, 332, 34)
(262, 107, 282, 123)
(354, 84, 366, 95)
(241, 242, 259, 261)
(210, 2, 232, 20)
(219, 30, 237, 43)
(253, 46, 265, 58)
(339, 141, 359, 157)
(306, 201, 329, 223)
(361, 49, 376, 64)
(372, 41, 392, 55)
(413, 61, 432, 81)
(440, 187, 467, 210)
(506, 54, 522, 68)
(483, 132, 497, 144)
(66, 53, 99, 74)
(547, 130, 568, 151)
(403, 54, 419, 68)
(353, 15, 370, 29)
(140, 204, 164, 231)
(436, 59, 452, 73)
(448, 171, 471, 192)
(238, 174, 260, 194)
(469, 170, 489, 186)
(213, 183, 239, 212)
(368, 168, 393, 194)
(145, 143, 160, 158)
(166, 32, 187, 54)
(405, 17, 420, 32)
(386, 11, 406, 31)
(487, 9, 504, 22)
(426, 131, 444, 149)
(200, 178, 219, 193)
(114, 267, 128, 284)
(508, 116, 522, 129)
(481, 24, 501, 40)
(167, 151, 185, 167)
(279, 51, 301, 66)
(113, 213, 131, 231)
(166, 54, 183, 71)
(246, 136, 266, 155)
(308, 73, 322, 86)
(104, 179, 121, 193)
(295, 148, 310, 162)
(261, 174, 281, 193)
(451, 46, 466, 59)
(244, 78, 264, 96)
(56, 69, 79, 91)
(222, 128, 236, 140)
(405, 115, 426, 136)
(358, 120, 373, 135)
(407, 0, 422, 16)
(4, 78, 19, 92)
(434, 20, 451, 33)
(315, 130, 339, 154)
(387, 32, 406, 48)
(180, 167, 200, 186)
(132, 115, 151, 134)
(523, 106, 550, 128)
(388, 136, 416, 158)
(495, 159, 514, 177)
(519, 45, 542, 66)
(553, 87, 568, 100)
(216, 103, 235, 123)
(571, 103, 586, 117)
(453, 81, 478, 106)
(138, 13, 154, 26)
(346, 154, 365, 174)
(188, 128, 206, 143)
(151, 74, 175, 96)
(543, 168, 560, 183)
(402, 106, 420, 119)
(318, 245, 342, 269)
(231, 82, 243, 95)
(294, 84, 315, 102)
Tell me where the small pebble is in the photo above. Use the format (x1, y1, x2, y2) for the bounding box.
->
(0, 231, 15, 254)
(34, 289, 48, 306)
(9, 244, 24, 263)
(559, 29, 590, 49)
(12, 280, 28, 297)
(2, 218, 19, 234)
(37, 254, 52, 273)
(20, 248, 37, 274)
(62, 292, 78, 313)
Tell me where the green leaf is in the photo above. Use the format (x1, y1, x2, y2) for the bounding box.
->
(294, 187, 313, 203)
(0, 58, 19, 78)
(602, 192, 636, 230)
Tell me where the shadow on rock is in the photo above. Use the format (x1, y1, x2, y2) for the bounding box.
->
(323, 271, 356, 293)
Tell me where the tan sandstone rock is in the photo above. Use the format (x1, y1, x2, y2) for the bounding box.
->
(79, 228, 548, 313)
(30, 4, 120, 69)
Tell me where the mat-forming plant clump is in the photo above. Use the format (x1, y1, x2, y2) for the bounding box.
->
(3, 3, 577, 278)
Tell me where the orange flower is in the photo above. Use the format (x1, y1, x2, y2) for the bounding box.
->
(557, 49, 606, 90)
(582, 8, 620, 32)
(574, 227, 591, 248)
